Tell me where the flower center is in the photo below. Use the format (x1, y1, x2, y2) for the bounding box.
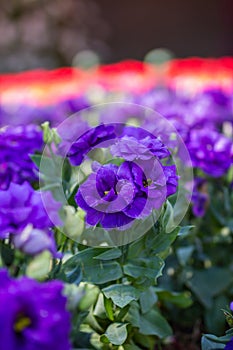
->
(143, 179, 152, 187)
(14, 314, 32, 333)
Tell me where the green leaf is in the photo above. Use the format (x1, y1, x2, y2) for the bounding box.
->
(139, 287, 158, 314)
(126, 302, 141, 328)
(102, 284, 140, 308)
(139, 309, 172, 338)
(94, 248, 122, 260)
(178, 225, 195, 237)
(156, 290, 193, 308)
(104, 296, 114, 321)
(30, 154, 62, 178)
(127, 237, 146, 259)
(78, 283, 100, 311)
(124, 344, 141, 350)
(186, 267, 233, 308)
(162, 200, 175, 232)
(123, 256, 164, 281)
(63, 283, 85, 311)
(62, 248, 123, 284)
(103, 323, 128, 345)
(145, 228, 179, 254)
(204, 295, 229, 335)
(176, 246, 194, 266)
(0, 242, 14, 266)
(30, 153, 43, 168)
(63, 265, 82, 285)
(62, 206, 85, 240)
(201, 334, 228, 350)
(93, 293, 108, 319)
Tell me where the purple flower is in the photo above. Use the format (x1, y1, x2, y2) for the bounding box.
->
(191, 178, 209, 217)
(187, 128, 233, 177)
(12, 225, 59, 257)
(0, 125, 43, 190)
(75, 160, 177, 229)
(0, 182, 52, 237)
(111, 126, 170, 161)
(0, 182, 61, 256)
(0, 269, 71, 350)
(163, 165, 179, 197)
(225, 338, 233, 350)
(67, 124, 116, 166)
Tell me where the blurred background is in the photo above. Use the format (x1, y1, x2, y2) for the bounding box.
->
(0, 0, 232, 72)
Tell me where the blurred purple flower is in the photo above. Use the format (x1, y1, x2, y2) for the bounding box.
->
(187, 128, 232, 177)
(0, 182, 61, 256)
(111, 126, 170, 160)
(0, 124, 43, 190)
(225, 338, 233, 350)
(12, 225, 60, 257)
(0, 269, 71, 350)
(191, 178, 209, 217)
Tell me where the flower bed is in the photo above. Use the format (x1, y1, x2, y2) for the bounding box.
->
(0, 58, 233, 350)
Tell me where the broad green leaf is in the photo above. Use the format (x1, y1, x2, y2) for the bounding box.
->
(201, 334, 229, 350)
(204, 295, 229, 335)
(139, 309, 172, 338)
(62, 248, 123, 284)
(127, 237, 146, 259)
(94, 248, 122, 260)
(124, 344, 141, 350)
(156, 290, 193, 308)
(104, 323, 128, 345)
(186, 267, 233, 308)
(126, 302, 141, 328)
(176, 246, 194, 266)
(145, 228, 179, 254)
(139, 287, 158, 314)
(123, 256, 164, 281)
(102, 284, 140, 308)
(63, 265, 82, 285)
(30, 154, 62, 179)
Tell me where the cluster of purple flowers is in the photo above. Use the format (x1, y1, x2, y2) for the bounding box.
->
(0, 269, 71, 350)
(70, 124, 178, 228)
(0, 182, 61, 257)
(0, 125, 43, 190)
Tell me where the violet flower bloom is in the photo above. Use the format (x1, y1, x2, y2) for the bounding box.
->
(191, 178, 209, 217)
(0, 124, 43, 190)
(0, 182, 61, 256)
(0, 269, 71, 350)
(12, 225, 60, 258)
(75, 160, 177, 229)
(224, 304, 233, 349)
(67, 124, 116, 166)
(225, 338, 233, 350)
(187, 128, 233, 177)
(111, 134, 170, 161)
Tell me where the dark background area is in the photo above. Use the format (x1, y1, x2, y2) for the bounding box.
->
(0, 0, 232, 72)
